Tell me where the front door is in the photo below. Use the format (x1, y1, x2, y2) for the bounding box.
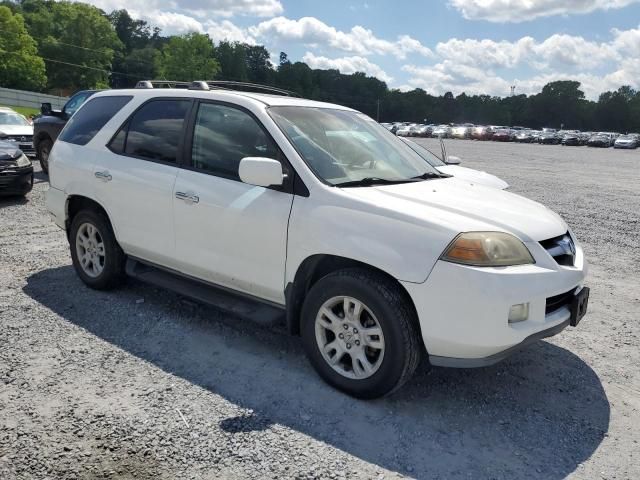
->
(173, 101, 294, 304)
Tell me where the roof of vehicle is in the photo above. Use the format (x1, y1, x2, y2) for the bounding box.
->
(92, 88, 356, 111)
(0, 107, 17, 112)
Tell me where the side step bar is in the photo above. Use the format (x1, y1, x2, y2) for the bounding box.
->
(125, 258, 285, 327)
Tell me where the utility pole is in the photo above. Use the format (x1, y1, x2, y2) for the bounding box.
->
(376, 98, 380, 122)
(510, 85, 516, 96)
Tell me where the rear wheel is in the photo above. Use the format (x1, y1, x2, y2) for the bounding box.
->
(301, 268, 422, 399)
(37, 138, 53, 174)
(69, 210, 124, 290)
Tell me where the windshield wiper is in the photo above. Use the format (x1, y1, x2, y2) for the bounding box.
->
(411, 172, 451, 180)
(334, 177, 422, 188)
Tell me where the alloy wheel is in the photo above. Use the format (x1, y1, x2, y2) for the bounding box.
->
(315, 296, 385, 380)
(75, 222, 105, 278)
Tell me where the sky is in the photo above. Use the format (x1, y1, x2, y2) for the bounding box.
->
(85, 0, 640, 99)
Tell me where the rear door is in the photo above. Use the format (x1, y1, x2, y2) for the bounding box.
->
(91, 98, 192, 267)
(172, 101, 294, 304)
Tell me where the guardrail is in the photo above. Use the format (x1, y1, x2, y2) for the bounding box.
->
(0, 87, 67, 111)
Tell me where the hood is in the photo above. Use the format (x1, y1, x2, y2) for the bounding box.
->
(345, 177, 567, 242)
(436, 165, 509, 190)
(0, 141, 22, 161)
(0, 125, 33, 136)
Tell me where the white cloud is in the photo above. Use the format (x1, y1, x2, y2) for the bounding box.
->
(449, 0, 640, 23)
(87, 0, 282, 18)
(302, 52, 393, 83)
(150, 11, 204, 34)
(249, 16, 433, 59)
(435, 33, 617, 71)
(403, 24, 640, 98)
(435, 37, 534, 68)
(205, 20, 256, 44)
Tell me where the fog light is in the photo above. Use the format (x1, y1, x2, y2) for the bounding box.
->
(508, 303, 529, 323)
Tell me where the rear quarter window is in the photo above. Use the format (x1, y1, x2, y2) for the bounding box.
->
(58, 96, 133, 146)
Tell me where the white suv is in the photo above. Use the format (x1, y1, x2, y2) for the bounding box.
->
(46, 82, 589, 398)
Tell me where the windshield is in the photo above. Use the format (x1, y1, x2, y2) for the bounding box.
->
(401, 139, 446, 167)
(269, 107, 439, 185)
(0, 113, 29, 126)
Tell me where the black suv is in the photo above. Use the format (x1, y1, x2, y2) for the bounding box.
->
(33, 90, 97, 173)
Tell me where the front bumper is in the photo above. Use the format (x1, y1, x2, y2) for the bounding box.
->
(0, 166, 33, 195)
(402, 239, 587, 366)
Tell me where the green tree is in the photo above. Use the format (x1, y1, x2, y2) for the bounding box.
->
(244, 44, 272, 84)
(108, 9, 151, 53)
(21, 0, 122, 90)
(215, 41, 247, 81)
(112, 47, 161, 87)
(0, 5, 46, 90)
(160, 33, 219, 81)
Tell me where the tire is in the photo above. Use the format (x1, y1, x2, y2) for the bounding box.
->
(37, 138, 53, 174)
(301, 268, 422, 399)
(69, 210, 124, 290)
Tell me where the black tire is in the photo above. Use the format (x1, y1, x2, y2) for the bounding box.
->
(69, 209, 124, 290)
(37, 138, 53, 174)
(301, 268, 422, 399)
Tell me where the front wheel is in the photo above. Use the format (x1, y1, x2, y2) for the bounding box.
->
(37, 138, 53, 174)
(301, 268, 422, 399)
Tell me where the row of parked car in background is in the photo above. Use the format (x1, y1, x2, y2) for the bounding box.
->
(383, 122, 640, 149)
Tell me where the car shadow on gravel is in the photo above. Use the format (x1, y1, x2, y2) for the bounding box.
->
(0, 195, 28, 208)
(24, 266, 610, 480)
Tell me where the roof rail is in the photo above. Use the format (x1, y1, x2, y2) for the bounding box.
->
(136, 79, 300, 97)
(135, 80, 191, 89)
(204, 81, 300, 97)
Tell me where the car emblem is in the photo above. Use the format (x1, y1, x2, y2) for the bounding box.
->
(20, 136, 26, 142)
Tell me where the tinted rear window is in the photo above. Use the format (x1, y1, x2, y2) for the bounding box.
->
(123, 99, 191, 163)
(59, 96, 132, 146)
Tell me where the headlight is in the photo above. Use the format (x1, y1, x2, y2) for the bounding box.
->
(15, 154, 31, 167)
(441, 232, 535, 267)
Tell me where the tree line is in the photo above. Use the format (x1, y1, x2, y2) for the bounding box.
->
(1, 0, 639, 132)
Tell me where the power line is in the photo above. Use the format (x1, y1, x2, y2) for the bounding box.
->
(35, 37, 159, 67)
(0, 48, 141, 79)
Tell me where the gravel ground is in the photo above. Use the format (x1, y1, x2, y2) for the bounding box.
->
(1, 141, 639, 480)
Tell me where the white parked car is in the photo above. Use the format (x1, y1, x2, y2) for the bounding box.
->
(400, 138, 509, 189)
(395, 125, 413, 136)
(46, 82, 590, 398)
(0, 107, 35, 156)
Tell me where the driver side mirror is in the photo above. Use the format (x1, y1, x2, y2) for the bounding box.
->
(239, 157, 285, 187)
(40, 102, 52, 115)
(446, 155, 461, 165)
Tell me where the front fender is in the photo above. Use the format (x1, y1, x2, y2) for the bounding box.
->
(285, 193, 455, 284)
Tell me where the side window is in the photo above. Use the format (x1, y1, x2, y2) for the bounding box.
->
(63, 92, 92, 117)
(58, 96, 132, 146)
(123, 100, 191, 163)
(191, 103, 280, 180)
(108, 123, 127, 153)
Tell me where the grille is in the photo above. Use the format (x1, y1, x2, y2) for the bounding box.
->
(3, 135, 33, 143)
(540, 232, 575, 266)
(546, 288, 576, 315)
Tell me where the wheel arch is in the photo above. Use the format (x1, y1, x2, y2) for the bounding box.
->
(65, 195, 113, 238)
(285, 254, 420, 337)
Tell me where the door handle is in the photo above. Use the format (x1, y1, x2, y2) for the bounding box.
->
(175, 191, 199, 204)
(94, 171, 112, 181)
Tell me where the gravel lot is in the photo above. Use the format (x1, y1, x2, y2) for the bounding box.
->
(1, 141, 639, 480)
